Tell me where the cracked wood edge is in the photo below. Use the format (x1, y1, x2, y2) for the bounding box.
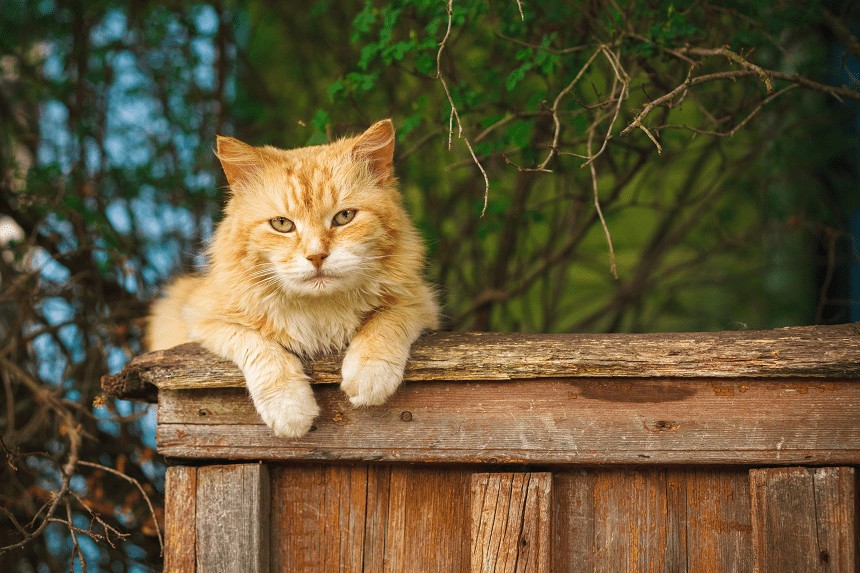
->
(102, 323, 860, 401)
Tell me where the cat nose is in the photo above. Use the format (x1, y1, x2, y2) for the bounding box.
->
(306, 252, 329, 269)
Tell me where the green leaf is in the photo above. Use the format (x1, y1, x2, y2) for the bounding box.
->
(504, 120, 534, 149)
(415, 51, 435, 75)
(311, 109, 330, 131)
(358, 43, 380, 70)
(351, 1, 377, 43)
(505, 62, 532, 91)
(327, 78, 345, 101)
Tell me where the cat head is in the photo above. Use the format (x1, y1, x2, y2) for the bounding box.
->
(213, 119, 409, 298)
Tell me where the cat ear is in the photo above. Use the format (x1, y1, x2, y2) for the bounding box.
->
(215, 135, 260, 190)
(352, 119, 396, 183)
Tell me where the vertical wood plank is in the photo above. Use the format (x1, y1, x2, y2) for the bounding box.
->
(270, 464, 471, 572)
(751, 467, 856, 573)
(386, 466, 471, 573)
(553, 470, 596, 573)
(665, 470, 688, 570)
(591, 469, 686, 573)
(685, 469, 753, 573)
(270, 465, 325, 570)
(362, 465, 392, 572)
(270, 465, 369, 572)
(165, 466, 197, 573)
(384, 466, 409, 573)
(322, 465, 367, 572)
(196, 464, 269, 573)
(470, 472, 552, 573)
(810, 468, 857, 572)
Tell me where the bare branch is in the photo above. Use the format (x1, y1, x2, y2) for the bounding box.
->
(77, 460, 164, 554)
(436, 0, 491, 216)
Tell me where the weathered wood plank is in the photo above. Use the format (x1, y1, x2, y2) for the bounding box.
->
(362, 465, 391, 572)
(592, 470, 685, 572)
(102, 324, 860, 399)
(195, 464, 269, 573)
(750, 467, 856, 573)
(268, 465, 470, 572)
(553, 469, 755, 572)
(156, 378, 860, 464)
(389, 467, 471, 573)
(269, 465, 367, 572)
(553, 471, 596, 572)
(685, 470, 753, 573)
(164, 466, 196, 573)
(470, 473, 551, 573)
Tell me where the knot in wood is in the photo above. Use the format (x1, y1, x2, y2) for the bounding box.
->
(400, 411, 413, 422)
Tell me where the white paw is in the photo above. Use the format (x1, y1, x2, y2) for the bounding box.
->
(341, 352, 405, 407)
(252, 382, 320, 438)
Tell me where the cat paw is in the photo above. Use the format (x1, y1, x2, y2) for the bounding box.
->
(253, 383, 320, 438)
(341, 354, 405, 407)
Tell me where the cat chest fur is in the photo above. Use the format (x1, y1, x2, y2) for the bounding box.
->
(259, 294, 377, 357)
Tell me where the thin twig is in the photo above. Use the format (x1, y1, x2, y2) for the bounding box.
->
(65, 499, 88, 573)
(587, 128, 618, 279)
(436, 0, 491, 216)
(660, 84, 798, 138)
(77, 460, 164, 554)
(620, 69, 757, 148)
(525, 46, 603, 172)
(580, 46, 629, 168)
(679, 46, 774, 93)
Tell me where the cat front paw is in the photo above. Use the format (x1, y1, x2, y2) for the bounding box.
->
(341, 353, 405, 407)
(252, 382, 320, 438)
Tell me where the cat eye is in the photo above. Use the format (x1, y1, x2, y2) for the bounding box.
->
(332, 209, 357, 227)
(269, 217, 295, 233)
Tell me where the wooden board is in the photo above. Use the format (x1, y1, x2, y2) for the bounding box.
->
(102, 324, 860, 400)
(553, 469, 754, 572)
(750, 467, 856, 572)
(471, 472, 551, 573)
(685, 470, 753, 572)
(195, 464, 269, 573)
(156, 378, 860, 465)
(269, 464, 471, 572)
(164, 466, 197, 573)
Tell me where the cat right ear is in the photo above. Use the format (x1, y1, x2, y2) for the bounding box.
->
(215, 135, 260, 190)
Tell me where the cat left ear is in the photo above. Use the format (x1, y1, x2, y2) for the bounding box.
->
(352, 119, 396, 184)
(216, 135, 260, 190)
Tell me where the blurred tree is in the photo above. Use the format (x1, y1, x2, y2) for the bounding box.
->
(1, 0, 857, 569)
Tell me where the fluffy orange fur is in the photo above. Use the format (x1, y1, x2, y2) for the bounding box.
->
(146, 120, 439, 437)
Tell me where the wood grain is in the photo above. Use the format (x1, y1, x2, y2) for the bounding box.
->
(269, 465, 367, 572)
(269, 464, 470, 573)
(591, 469, 684, 572)
(685, 470, 753, 573)
(102, 324, 860, 399)
(156, 378, 860, 465)
(750, 467, 856, 573)
(553, 471, 596, 572)
(553, 469, 755, 572)
(386, 466, 471, 573)
(164, 466, 197, 573)
(470, 472, 551, 573)
(195, 464, 269, 573)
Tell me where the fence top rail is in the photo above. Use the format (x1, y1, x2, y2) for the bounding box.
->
(103, 323, 860, 401)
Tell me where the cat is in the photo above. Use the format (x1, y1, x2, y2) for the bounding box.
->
(145, 119, 439, 437)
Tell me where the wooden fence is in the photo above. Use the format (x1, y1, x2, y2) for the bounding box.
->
(103, 324, 860, 572)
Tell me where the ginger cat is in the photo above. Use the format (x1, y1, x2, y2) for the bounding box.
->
(146, 119, 439, 437)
